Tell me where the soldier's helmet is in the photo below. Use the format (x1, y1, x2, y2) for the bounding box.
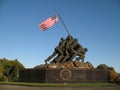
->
(74, 38, 78, 42)
(66, 34, 73, 41)
(61, 37, 65, 41)
(84, 48, 88, 52)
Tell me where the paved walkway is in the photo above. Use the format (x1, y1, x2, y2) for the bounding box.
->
(0, 85, 120, 90)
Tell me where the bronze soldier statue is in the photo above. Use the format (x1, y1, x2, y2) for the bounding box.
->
(45, 34, 88, 64)
(68, 38, 88, 62)
(69, 46, 88, 62)
(44, 37, 66, 63)
(61, 34, 74, 63)
(51, 35, 74, 63)
(79, 48, 88, 62)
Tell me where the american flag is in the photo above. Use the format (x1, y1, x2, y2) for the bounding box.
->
(39, 15, 58, 31)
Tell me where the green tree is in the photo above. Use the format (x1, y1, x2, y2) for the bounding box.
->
(108, 70, 117, 83)
(116, 73, 120, 84)
(96, 64, 120, 84)
(0, 58, 25, 81)
(108, 67, 115, 71)
(96, 64, 108, 70)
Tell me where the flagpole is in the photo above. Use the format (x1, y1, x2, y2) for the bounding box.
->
(55, 11, 71, 35)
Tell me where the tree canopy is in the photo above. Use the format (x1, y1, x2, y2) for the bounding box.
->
(96, 64, 115, 71)
(0, 58, 25, 81)
(96, 64, 120, 84)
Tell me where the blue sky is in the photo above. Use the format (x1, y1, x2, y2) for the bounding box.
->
(0, 0, 120, 72)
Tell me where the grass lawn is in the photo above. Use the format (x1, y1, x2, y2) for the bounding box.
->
(0, 82, 119, 87)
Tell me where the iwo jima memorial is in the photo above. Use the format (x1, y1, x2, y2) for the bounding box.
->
(19, 14, 109, 83)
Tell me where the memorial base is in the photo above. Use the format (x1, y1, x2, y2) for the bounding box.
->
(19, 68, 109, 83)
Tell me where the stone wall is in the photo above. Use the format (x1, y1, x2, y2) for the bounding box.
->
(19, 68, 109, 83)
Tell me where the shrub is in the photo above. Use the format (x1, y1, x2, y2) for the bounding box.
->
(108, 70, 120, 83)
(0, 75, 8, 82)
(115, 73, 120, 84)
(96, 64, 108, 70)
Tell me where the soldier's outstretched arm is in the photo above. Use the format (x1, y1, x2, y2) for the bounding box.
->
(44, 51, 57, 63)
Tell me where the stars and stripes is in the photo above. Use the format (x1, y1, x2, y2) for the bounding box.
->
(39, 15, 58, 31)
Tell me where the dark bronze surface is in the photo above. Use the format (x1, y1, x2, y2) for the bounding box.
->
(45, 35, 87, 64)
(19, 68, 109, 83)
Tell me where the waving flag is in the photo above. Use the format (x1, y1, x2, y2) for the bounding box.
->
(39, 15, 58, 31)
